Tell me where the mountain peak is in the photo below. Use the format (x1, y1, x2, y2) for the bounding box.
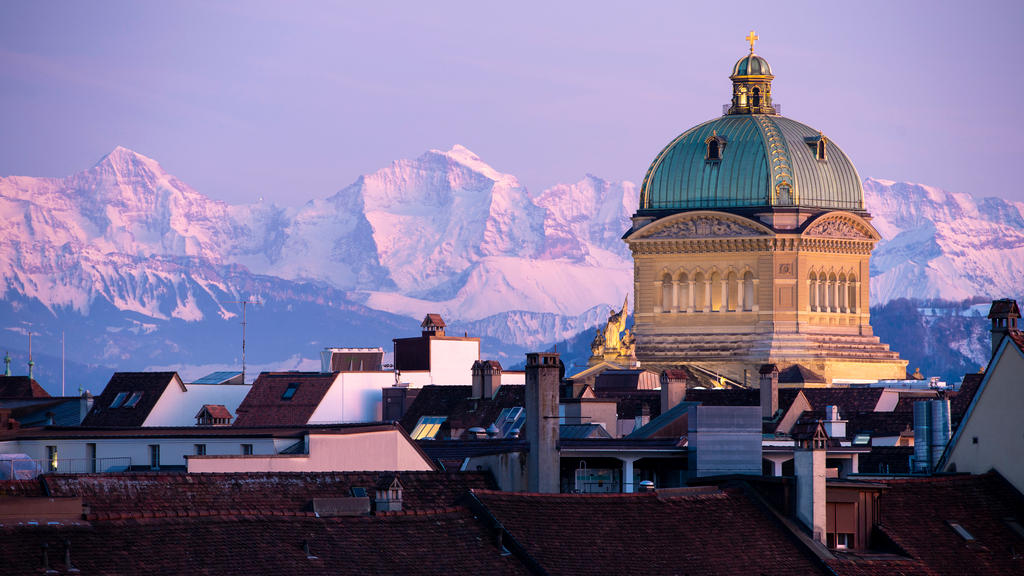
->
(94, 146, 163, 172)
(432, 144, 511, 183)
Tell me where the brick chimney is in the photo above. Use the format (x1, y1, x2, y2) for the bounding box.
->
(526, 352, 560, 493)
(660, 370, 687, 412)
(472, 360, 502, 400)
(987, 299, 1020, 358)
(759, 364, 779, 419)
(794, 421, 828, 545)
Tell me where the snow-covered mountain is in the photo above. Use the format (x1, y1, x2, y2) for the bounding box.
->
(2, 144, 1021, 390)
(865, 179, 1024, 303)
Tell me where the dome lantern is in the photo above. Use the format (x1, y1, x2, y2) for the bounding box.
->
(728, 31, 776, 115)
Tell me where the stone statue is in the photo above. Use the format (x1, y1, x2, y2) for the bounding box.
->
(588, 296, 636, 366)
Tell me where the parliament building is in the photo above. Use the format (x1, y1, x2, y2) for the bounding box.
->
(625, 34, 907, 386)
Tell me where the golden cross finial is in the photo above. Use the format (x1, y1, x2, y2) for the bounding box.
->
(746, 30, 759, 53)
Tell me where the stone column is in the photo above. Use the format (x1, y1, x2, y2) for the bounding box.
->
(737, 280, 745, 312)
(688, 280, 696, 312)
(621, 457, 636, 493)
(704, 279, 712, 312)
(720, 280, 728, 313)
(671, 281, 679, 313)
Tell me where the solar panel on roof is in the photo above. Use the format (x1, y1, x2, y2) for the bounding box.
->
(192, 371, 243, 385)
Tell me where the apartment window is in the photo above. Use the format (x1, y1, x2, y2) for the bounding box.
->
(194, 444, 207, 456)
(149, 444, 160, 470)
(46, 445, 58, 472)
(241, 444, 254, 455)
(282, 383, 300, 400)
(87, 443, 97, 473)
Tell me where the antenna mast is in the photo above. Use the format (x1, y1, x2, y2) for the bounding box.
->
(229, 299, 261, 383)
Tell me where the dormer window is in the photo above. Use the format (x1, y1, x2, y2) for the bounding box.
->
(806, 133, 828, 161)
(705, 132, 726, 162)
(816, 138, 827, 160)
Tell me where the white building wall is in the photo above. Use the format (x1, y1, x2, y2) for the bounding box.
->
(144, 383, 252, 427)
(5, 436, 279, 472)
(187, 431, 433, 473)
(428, 339, 479, 385)
(307, 372, 392, 424)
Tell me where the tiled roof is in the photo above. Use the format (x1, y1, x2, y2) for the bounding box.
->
(421, 313, 446, 328)
(1008, 330, 1024, 354)
(233, 372, 337, 427)
(470, 488, 829, 575)
(783, 388, 885, 413)
(399, 385, 524, 437)
(987, 299, 1020, 318)
(830, 472, 1024, 576)
(199, 404, 233, 420)
(80, 372, 179, 427)
(0, 510, 530, 575)
(41, 470, 497, 517)
(0, 376, 51, 399)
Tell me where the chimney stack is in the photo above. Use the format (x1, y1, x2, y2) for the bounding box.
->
(759, 364, 779, 419)
(794, 421, 828, 545)
(660, 370, 687, 412)
(472, 360, 502, 400)
(987, 299, 1020, 359)
(526, 352, 560, 493)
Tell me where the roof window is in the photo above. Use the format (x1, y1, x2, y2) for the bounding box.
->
(110, 392, 128, 408)
(124, 392, 143, 408)
(948, 521, 975, 541)
(410, 416, 446, 440)
(282, 383, 300, 400)
(705, 131, 725, 163)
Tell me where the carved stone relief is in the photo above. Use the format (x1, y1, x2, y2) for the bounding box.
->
(805, 218, 871, 240)
(646, 216, 764, 239)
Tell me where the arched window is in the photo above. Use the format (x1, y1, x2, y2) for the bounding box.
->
(838, 273, 847, 312)
(743, 271, 755, 311)
(707, 139, 720, 160)
(677, 273, 690, 313)
(661, 273, 673, 313)
(710, 271, 723, 312)
(751, 87, 761, 108)
(816, 138, 827, 161)
(726, 272, 739, 312)
(694, 272, 707, 312)
(847, 274, 857, 313)
(828, 273, 838, 312)
(809, 272, 818, 312)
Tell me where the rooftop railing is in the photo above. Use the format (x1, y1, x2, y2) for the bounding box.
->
(0, 456, 132, 479)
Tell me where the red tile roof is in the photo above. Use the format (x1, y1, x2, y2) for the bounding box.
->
(0, 376, 50, 399)
(80, 372, 179, 427)
(829, 472, 1024, 576)
(199, 404, 233, 420)
(0, 510, 530, 575)
(41, 470, 497, 517)
(470, 488, 830, 575)
(233, 372, 338, 427)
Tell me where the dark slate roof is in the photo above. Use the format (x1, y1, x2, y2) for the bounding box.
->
(593, 369, 658, 391)
(779, 388, 884, 414)
(685, 388, 760, 407)
(80, 372, 179, 427)
(559, 423, 613, 439)
(399, 385, 524, 437)
(42, 470, 497, 516)
(627, 401, 698, 439)
(233, 372, 337, 427)
(988, 299, 1020, 318)
(417, 439, 527, 466)
(778, 364, 826, 385)
(470, 488, 829, 575)
(0, 376, 50, 398)
(828, 472, 1024, 576)
(589, 387, 661, 420)
(0, 510, 530, 575)
(856, 446, 914, 475)
(0, 397, 82, 426)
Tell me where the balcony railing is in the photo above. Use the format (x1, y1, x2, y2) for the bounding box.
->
(0, 457, 132, 479)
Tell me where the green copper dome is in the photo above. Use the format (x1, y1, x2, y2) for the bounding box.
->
(732, 54, 772, 77)
(639, 115, 864, 212)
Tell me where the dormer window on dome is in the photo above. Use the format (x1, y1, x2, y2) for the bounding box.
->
(805, 133, 829, 161)
(727, 31, 777, 116)
(705, 131, 726, 162)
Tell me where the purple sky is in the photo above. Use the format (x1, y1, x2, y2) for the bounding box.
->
(1, 1, 1022, 205)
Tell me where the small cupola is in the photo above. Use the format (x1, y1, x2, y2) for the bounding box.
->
(420, 313, 446, 338)
(727, 31, 777, 115)
(374, 475, 404, 512)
